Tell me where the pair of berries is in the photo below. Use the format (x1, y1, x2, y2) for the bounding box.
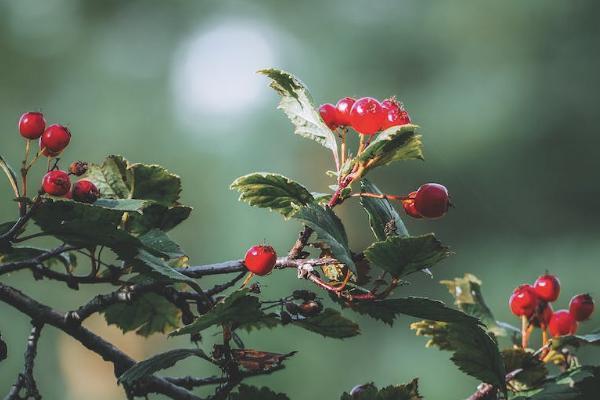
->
(19, 112, 71, 156)
(402, 183, 450, 219)
(319, 96, 411, 135)
(509, 274, 594, 337)
(42, 170, 99, 204)
(244, 245, 277, 276)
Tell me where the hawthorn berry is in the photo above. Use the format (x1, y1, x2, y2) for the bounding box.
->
(42, 170, 71, 196)
(244, 245, 277, 276)
(548, 309, 578, 337)
(402, 191, 423, 219)
(335, 97, 356, 126)
(72, 180, 100, 203)
(69, 161, 89, 176)
(533, 274, 561, 302)
(413, 183, 450, 218)
(509, 284, 539, 317)
(18, 112, 46, 139)
(531, 302, 553, 327)
(40, 124, 71, 153)
(39, 141, 61, 157)
(569, 294, 594, 321)
(381, 98, 411, 130)
(319, 103, 339, 130)
(349, 97, 386, 135)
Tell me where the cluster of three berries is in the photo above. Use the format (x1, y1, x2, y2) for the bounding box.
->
(510, 274, 594, 337)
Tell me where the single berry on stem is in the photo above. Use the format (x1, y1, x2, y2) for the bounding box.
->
(244, 245, 277, 276)
(381, 98, 411, 130)
(42, 170, 71, 196)
(509, 284, 539, 317)
(533, 273, 561, 302)
(569, 294, 594, 321)
(40, 124, 71, 153)
(335, 97, 356, 126)
(402, 191, 423, 219)
(548, 309, 578, 337)
(413, 183, 450, 218)
(319, 103, 339, 130)
(72, 180, 100, 203)
(349, 97, 386, 135)
(19, 112, 46, 139)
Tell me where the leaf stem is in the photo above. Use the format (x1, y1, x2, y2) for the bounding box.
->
(350, 192, 409, 201)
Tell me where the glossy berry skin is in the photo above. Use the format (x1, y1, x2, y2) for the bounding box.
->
(40, 124, 71, 153)
(319, 103, 338, 130)
(569, 294, 594, 321)
(509, 284, 539, 317)
(335, 97, 356, 126)
(349, 97, 385, 135)
(413, 183, 450, 218)
(531, 302, 553, 327)
(381, 99, 411, 130)
(533, 274, 561, 302)
(244, 245, 277, 276)
(548, 309, 578, 337)
(72, 180, 100, 203)
(402, 191, 422, 219)
(42, 170, 71, 196)
(18, 112, 46, 139)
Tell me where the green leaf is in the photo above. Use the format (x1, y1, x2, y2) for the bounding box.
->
(127, 203, 192, 235)
(133, 250, 199, 291)
(364, 234, 450, 278)
(340, 379, 423, 400)
(0, 154, 19, 198)
(359, 179, 408, 240)
(0, 221, 17, 236)
(502, 348, 548, 391)
(550, 332, 600, 349)
(139, 229, 184, 258)
(0, 246, 71, 269)
(84, 155, 131, 198)
(130, 163, 182, 206)
(292, 308, 360, 339)
(355, 125, 423, 177)
(103, 292, 181, 337)
(229, 384, 290, 400)
(259, 68, 338, 156)
(170, 290, 270, 336)
(292, 202, 355, 272)
(509, 366, 600, 400)
(231, 173, 314, 218)
(92, 198, 148, 212)
(118, 348, 208, 385)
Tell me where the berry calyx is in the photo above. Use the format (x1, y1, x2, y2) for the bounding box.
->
(18, 112, 46, 139)
(39, 140, 61, 157)
(349, 97, 385, 135)
(381, 98, 411, 130)
(71, 180, 100, 203)
(569, 294, 594, 321)
(533, 274, 561, 302)
(69, 161, 89, 176)
(319, 103, 339, 130)
(548, 309, 578, 337)
(413, 183, 450, 218)
(335, 97, 356, 126)
(40, 124, 71, 153)
(42, 170, 71, 196)
(244, 245, 277, 276)
(402, 191, 423, 219)
(531, 302, 553, 327)
(509, 284, 539, 317)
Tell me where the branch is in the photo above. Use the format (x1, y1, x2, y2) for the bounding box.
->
(0, 244, 78, 276)
(6, 322, 43, 400)
(0, 195, 42, 243)
(166, 365, 286, 390)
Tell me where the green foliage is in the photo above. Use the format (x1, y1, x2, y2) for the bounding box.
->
(228, 384, 290, 400)
(138, 229, 184, 259)
(359, 179, 408, 240)
(132, 250, 200, 292)
(231, 173, 314, 218)
(502, 348, 548, 391)
(550, 332, 600, 349)
(84, 155, 131, 198)
(509, 366, 600, 400)
(340, 379, 422, 400)
(0, 154, 19, 197)
(293, 308, 360, 339)
(129, 163, 182, 206)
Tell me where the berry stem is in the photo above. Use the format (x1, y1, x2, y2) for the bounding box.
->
(521, 315, 528, 349)
(357, 134, 367, 155)
(340, 128, 347, 166)
(351, 192, 409, 201)
(542, 327, 548, 346)
(240, 272, 255, 288)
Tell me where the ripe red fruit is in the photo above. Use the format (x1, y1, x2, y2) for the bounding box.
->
(42, 170, 71, 196)
(349, 97, 386, 135)
(402, 191, 422, 219)
(413, 183, 450, 218)
(335, 97, 356, 126)
(531, 302, 553, 327)
(381, 99, 411, 130)
(509, 284, 539, 317)
(319, 103, 339, 130)
(72, 180, 100, 203)
(18, 112, 46, 139)
(533, 274, 561, 302)
(244, 245, 277, 276)
(569, 294, 594, 321)
(40, 124, 71, 153)
(548, 309, 578, 337)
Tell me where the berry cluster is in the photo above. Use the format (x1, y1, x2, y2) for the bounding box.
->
(319, 96, 410, 135)
(509, 273, 594, 345)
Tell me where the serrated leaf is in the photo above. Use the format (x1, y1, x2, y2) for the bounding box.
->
(502, 348, 548, 391)
(292, 202, 355, 272)
(127, 203, 192, 235)
(92, 198, 148, 212)
(103, 292, 181, 337)
(118, 348, 208, 385)
(229, 384, 290, 400)
(130, 163, 182, 206)
(340, 379, 422, 400)
(550, 332, 600, 349)
(0, 246, 71, 269)
(231, 173, 314, 218)
(84, 155, 131, 198)
(364, 234, 450, 278)
(292, 308, 359, 339)
(360, 179, 408, 240)
(133, 250, 199, 292)
(509, 366, 600, 400)
(139, 229, 184, 258)
(259, 68, 338, 155)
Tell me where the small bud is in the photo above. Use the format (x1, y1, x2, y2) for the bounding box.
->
(248, 283, 261, 294)
(298, 300, 323, 317)
(280, 311, 292, 325)
(69, 161, 88, 176)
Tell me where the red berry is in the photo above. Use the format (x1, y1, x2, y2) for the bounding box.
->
(413, 183, 450, 218)
(569, 294, 594, 321)
(39, 140, 61, 157)
(18, 112, 46, 139)
(319, 103, 339, 130)
(335, 97, 356, 126)
(72, 180, 100, 203)
(533, 274, 561, 302)
(509, 284, 539, 317)
(349, 97, 386, 135)
(531, 302, 553, 327)
(40, 124, 71, 153)
(548, 310, 578, 337)
(402, 191, 422, 219)
(244, 245, 277, 276)
(42, 170, 71, 196)
(381, 98, 411, 130)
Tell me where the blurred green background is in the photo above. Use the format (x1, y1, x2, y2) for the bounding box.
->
(1, 0, 599, 399)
